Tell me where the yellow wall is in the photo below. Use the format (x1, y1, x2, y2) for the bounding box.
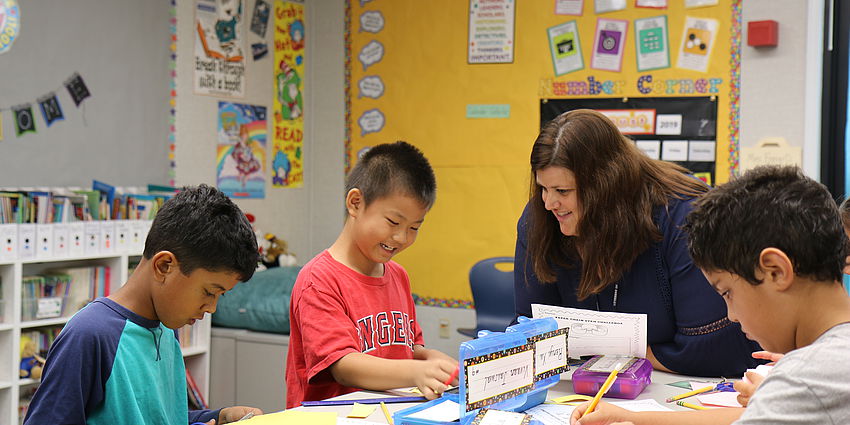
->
(347, 0, 735, 304)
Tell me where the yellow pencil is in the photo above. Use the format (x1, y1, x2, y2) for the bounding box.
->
(677, 401, 710, 410)
(380, 401, 394, 425)
(582, 367, 620, 417)
(666, 385, 715, 402)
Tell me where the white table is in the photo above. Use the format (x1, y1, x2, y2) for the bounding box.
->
(294, 370, 716, 423)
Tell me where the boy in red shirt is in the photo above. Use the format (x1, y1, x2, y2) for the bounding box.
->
(285, 141, 458, 408)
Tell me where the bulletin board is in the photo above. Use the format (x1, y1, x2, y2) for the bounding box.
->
(345, 0, 740, 306)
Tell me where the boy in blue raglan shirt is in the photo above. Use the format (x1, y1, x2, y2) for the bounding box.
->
(24, 185, 263, 425)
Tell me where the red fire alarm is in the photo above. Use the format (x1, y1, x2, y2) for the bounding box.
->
(747, 20, 779, 47)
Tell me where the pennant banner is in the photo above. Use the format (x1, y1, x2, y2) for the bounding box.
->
(38, 93, 65, 127)
(13, 104, 36, 136)
(64, 73, 91, 106)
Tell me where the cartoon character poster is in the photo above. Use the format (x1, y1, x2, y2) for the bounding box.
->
(217, 102, 267, 198)
(272, 0, 304, 188)
(194, 0, 246, 97)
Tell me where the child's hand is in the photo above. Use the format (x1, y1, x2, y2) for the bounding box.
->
(412, 357, 458, 400)
(569, 401, 634, 425)
(734, 372, 766, 407)
(751, 351, 783, 365)
(218, 406, 263, 423)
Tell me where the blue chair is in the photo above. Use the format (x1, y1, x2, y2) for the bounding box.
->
(458, 257, 517, 338)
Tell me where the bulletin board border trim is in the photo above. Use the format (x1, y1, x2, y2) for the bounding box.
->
(344, 0, 353, 174)
(727, 0, 742, 177)
(412, 293, 474, 309)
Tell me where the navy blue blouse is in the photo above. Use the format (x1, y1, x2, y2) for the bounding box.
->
(514, 196, 761, 377)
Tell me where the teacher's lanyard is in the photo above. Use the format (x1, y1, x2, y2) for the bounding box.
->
(595, 283, 619, 311)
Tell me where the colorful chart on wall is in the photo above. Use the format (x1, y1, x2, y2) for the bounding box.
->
(216, 102, 267, 198)
(271, 0, 305, 188)
(345, 0, 739, 306)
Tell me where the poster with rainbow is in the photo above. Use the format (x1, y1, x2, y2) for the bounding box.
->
(216, 101, 267, 198)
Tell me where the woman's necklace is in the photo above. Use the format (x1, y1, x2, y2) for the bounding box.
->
(595, 283, 619, 311)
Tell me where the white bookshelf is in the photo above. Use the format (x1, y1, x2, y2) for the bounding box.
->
(0, 251, 211, 424)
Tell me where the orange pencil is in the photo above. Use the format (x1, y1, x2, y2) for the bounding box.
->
(443, 365, 460, 387)
(582, 367, 620, 417)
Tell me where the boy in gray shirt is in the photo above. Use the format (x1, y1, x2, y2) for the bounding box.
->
(570, 165, 850, 425)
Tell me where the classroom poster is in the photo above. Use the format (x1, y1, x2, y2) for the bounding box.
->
(272, 0, 305, 188)
(548, 21, 583, 76)
(468, 0, 515, 64)
(194, 0, 246, 97)
(636, 0, 668, 8)
(594, 0, 626, 14)
(216, 102, 266, 198)
(634, 15, 670, 71)
(554, 0, 583, 16)
(591, 18, 628, 71)
(676, 16, 718, 72)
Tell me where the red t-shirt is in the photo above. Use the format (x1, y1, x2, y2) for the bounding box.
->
(285, 250, 424, 408)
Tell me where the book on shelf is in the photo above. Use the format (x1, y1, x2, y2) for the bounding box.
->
(186, 369, 208, 410)
(20, 266, 111, 321)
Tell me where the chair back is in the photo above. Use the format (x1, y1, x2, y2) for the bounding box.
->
(468, 256, 516, 334)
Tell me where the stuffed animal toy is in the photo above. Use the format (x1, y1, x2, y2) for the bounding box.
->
(20, 339, 45, 379)
(262, 233, 296, 268)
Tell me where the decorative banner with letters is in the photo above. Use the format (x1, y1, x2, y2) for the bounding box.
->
(38, 93, 64, 127)
(13, 104, 35, 136)
(272, 0, 305, 188)
(0, 72, 91, 140)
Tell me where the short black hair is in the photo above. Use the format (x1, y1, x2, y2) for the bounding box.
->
(143, 184, 258, 282)
(684, 165, 846, 285)
(346, 141, 436, 209)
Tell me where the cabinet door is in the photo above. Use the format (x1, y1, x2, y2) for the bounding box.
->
(236, 340, 288, 413)
(209, 335, 237, 408)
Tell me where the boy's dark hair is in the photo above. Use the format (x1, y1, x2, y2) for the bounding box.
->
(143, 184, 258, 282)
(346, 141, 436, 210)
(685, 165, 846, 285)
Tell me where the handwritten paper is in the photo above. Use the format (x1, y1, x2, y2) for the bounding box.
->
(465, 345, 535, 409)
(526, 399, 671, 425)
(531, 304, 647, 358)
(531, 328, 569, 380)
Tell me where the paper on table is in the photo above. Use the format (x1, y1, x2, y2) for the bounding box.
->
(744, 364, 774, 383)
(337, 418, 385, 425)
(526, 399, 671, 425)
(347, 402, 378, 418)
(688, 381, 742, 408)
(531, 304, 647, 358)
(239, 410, 336, 425)
(406, 399, 461, 422)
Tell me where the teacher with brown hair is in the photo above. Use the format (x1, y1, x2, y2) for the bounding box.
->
(513, 109, 760, 377)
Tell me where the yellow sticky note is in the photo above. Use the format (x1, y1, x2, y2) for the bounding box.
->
(550, 394, 594, 405)
(240, 410, 337, 424)
(347, 402, 378, 418)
